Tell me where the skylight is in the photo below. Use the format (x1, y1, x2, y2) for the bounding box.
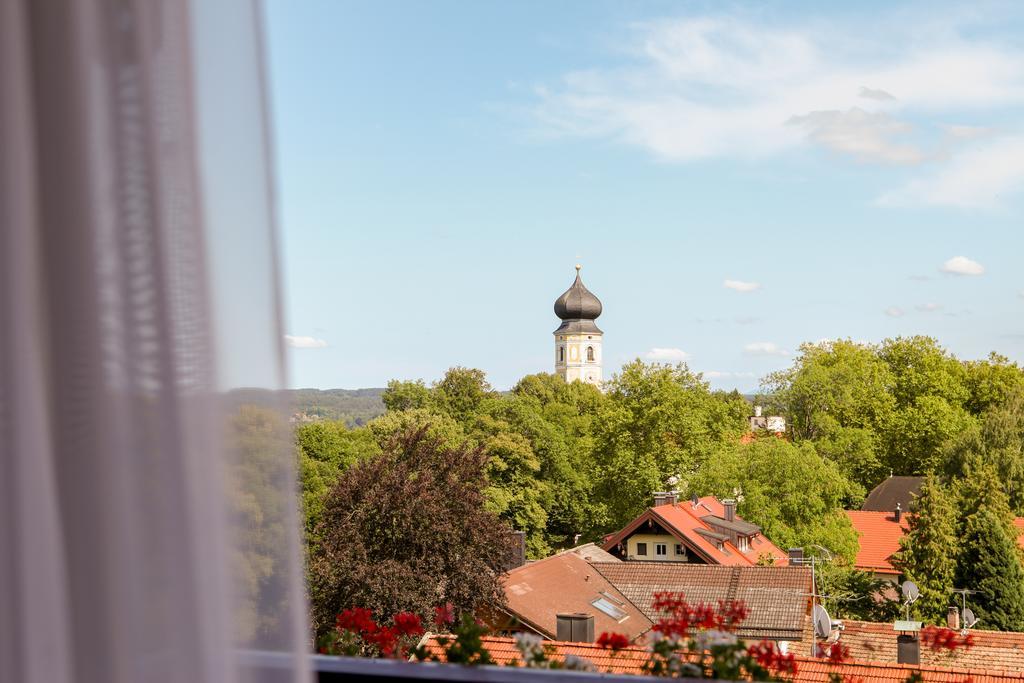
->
(592, 595, 628, 621)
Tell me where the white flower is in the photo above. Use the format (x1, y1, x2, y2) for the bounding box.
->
(563, 655, 596, 672)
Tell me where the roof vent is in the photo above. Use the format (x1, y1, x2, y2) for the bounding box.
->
(894, 503, 902, 523)
(556, 613, 595, 643)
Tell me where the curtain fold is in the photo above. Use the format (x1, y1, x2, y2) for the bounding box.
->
(0, 1, 309, 681)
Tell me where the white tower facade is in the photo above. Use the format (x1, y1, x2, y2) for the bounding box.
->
(553, 265, 603, 387)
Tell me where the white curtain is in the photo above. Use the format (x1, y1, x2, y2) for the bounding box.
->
(0, 1, 309, 682)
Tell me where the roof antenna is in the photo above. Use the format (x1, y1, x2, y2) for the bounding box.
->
(951, 588, 979, 633)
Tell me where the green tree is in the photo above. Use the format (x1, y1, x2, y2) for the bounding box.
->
(308, 426, 512, 638)
(382, 379, 431, 412)
(593, 361, 748, 527)
(690, 436, 861, 562)
(432, 367, 494, 422)
(892, 475, 958, 623)
(955, 507, 1024, 631)
(296, 420, 381, 538)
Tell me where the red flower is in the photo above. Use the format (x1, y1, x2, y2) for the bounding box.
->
(365, 625, 400, 657)
(393, 612, 424, 638)
(921, 626, 974, 652)
(748, 641, 798, 676)
(433, 603, 455, 629)
(596, 632, 630, 651)
(336, 607, 377, 635)
(816, 642, 850, 663)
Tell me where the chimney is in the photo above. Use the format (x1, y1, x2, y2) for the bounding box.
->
(897, 634, 920, 665)
(754, 405, 763, 418)
(947, 606, 960, 630)
(691, 493, 699, 506)
(894, 503, 902, 523)
(653, 491, 678, 507)
(788, 548, 804, 565)
(556, 613, 595, 643)
(723, 498, 736, 522)
(505, 530, 526, 570)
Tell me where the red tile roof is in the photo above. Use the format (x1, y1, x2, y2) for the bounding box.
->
(845, 510, 910, 573)
(420, 635, 1024, 682)
(499, 552, 652, 642)
(603, 496, 788, 566)
(847, 511, 1024, 575)
(841, 620, 1024, 673)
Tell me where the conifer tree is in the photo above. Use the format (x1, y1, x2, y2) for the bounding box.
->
(955, 507, 1024, 631)
(893, 474, 958, 623)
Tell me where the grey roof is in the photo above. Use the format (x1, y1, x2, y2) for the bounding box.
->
(553, 267, 603, 334)
(701, 514, 761, 536)
(590, 563, 812, 642)
(862, 476, 924, 512)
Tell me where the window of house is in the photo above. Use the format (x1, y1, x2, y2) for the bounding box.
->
(675, 544, 685, 556)
(738, 536, 750, 551)
(558, 346, 564, 362)
(635, 542, 648, 556)
(592, 594, 628, 621)
(655, 543, 667, 557)
(586, 346, 595, 361)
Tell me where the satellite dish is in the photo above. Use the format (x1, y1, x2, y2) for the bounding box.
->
(901, 581, 920, 604)
(963, 608, 978, 628)
(813, 604, 832, 640)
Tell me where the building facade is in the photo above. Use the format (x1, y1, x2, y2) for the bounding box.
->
(553, 265, 603, 387)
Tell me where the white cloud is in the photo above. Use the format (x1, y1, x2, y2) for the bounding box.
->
(859, 86, 896, 101)
(743, 341, 790, 357)
(703, 370, 757, 379)
(724, 279, 762, 292)
(877, 136, 1024, 209)
(534, 14, 1024, 165)
(885, 306, 906, 317)
(940, 256, 985, 276)
(916, 302, 943, 312)
(787, 108, 926, 164)
(285, 335, 328, 349)
(645, 347, 691, 362)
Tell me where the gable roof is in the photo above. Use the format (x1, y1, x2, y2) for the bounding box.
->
(500, 552, 651, 642)
(862, 476, 925, 512)
(590, 562, 812, 642)
(602, 496, 788, 566)
(840, 620, 1024, 673)
(420, 635, 1024, 682)
(845, 510, 910, 573)
(847, 510, 1024, 574)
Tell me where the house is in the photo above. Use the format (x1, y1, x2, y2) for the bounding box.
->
(493, 552, 652, 642)
(839, 620, 1024, 673)
(590, 563, 812, 644)
(496, 552, 812, 648)
(846, 508, 1024, 582)
(418, 635, 1024, 683)
(845, 509, 910, 582)
(602, 494, 788, 565)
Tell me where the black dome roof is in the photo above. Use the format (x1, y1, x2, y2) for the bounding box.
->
(553, 266, 603, 334)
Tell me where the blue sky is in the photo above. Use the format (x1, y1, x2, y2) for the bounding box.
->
(264, 1, 1024, 391)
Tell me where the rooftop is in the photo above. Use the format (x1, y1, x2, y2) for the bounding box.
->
(845, 510, 910, 573)
(590, 562, 812, 642)
(862, 476, 925, 513)
(603, 496, 787, 566)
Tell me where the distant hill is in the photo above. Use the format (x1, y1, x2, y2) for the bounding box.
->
(288, 387, 386, 427)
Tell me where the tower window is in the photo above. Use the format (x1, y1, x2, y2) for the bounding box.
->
(558, 346, 565, 363)
(586, 346, 595, 362)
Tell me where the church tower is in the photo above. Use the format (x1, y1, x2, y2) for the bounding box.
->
(553, 265, 603, 387)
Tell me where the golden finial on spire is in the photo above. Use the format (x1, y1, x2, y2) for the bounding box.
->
(575, 264, 582, 273)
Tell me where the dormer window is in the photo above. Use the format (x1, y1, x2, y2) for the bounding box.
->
(738, 536, 750, 552)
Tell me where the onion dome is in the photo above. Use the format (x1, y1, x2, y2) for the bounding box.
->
(553, 265, 603, 334)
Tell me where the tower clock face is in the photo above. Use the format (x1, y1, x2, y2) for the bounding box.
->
(569, 346, 578, 361)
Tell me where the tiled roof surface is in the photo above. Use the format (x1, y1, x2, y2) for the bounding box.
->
(420, 635, 1024, 682)
(500, 552, 652, 642)
(847, 511, 1024, 574)
(845, 510, 909, 572)
(590, 562, 812, 642)
(862, 476, 925, 512)
(603, 497, 788, 566)
(841, 620, 1024, 673)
